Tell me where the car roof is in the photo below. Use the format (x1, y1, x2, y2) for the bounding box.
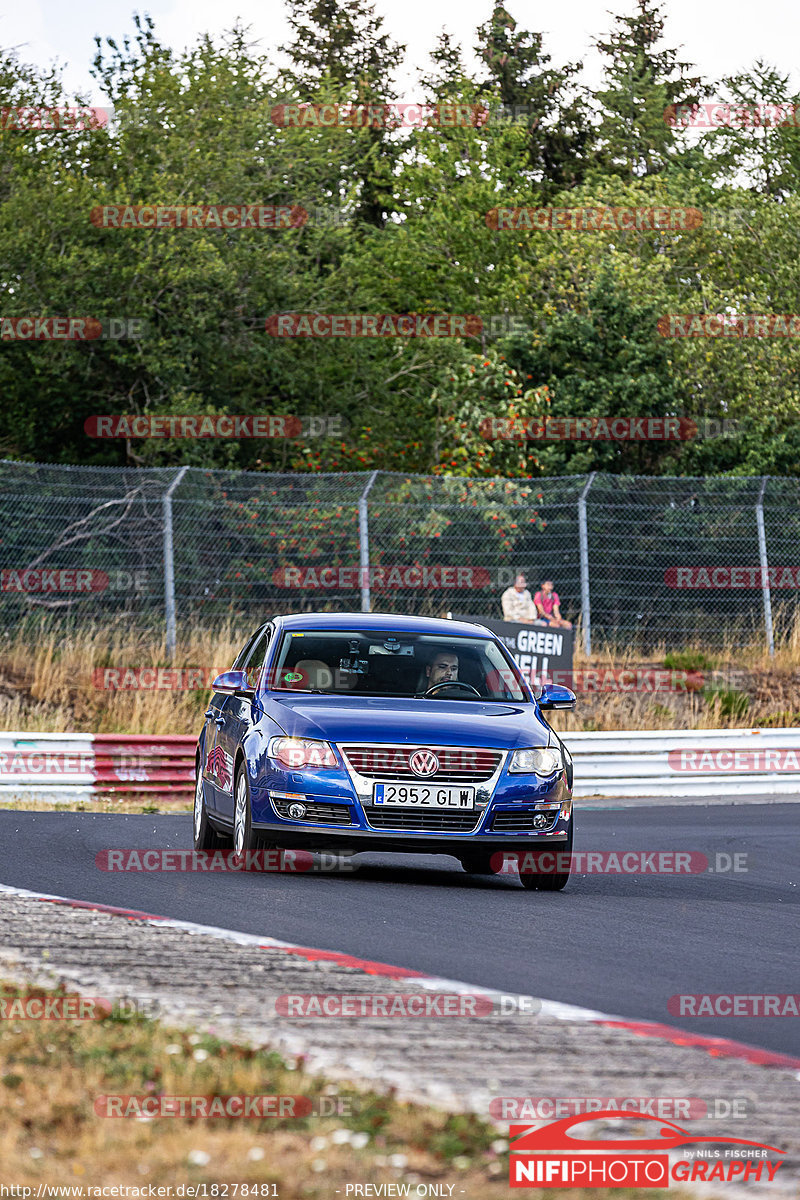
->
(271, 611, 494, 638)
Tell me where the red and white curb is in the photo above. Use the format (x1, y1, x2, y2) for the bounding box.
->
(2, 882, 799, 1073)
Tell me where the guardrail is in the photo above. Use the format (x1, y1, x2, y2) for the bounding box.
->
(0, 728, 798, 804)
(0, 732, 195, 803)
(568, 728, 800, 798)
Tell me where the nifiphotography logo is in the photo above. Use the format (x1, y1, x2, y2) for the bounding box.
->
(508, 1111, 783, 1187)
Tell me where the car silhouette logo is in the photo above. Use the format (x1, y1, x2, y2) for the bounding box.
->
(206, 745, 232, 791)
(510, 1111, 783, 1155)
(409, 749, 439, 777)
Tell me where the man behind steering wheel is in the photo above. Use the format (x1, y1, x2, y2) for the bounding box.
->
(425, 650, 459, 688)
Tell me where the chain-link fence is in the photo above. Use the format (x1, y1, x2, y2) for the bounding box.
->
(1, 460, 798, 652)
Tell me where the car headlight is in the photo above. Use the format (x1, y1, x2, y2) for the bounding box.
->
(268, 737, 338, 769)
(508, 747, 563, 775)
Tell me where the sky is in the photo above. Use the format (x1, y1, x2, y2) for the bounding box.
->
(3, 0, 800, 104)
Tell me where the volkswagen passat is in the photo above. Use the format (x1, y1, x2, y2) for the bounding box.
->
(194, 612, 576, 889)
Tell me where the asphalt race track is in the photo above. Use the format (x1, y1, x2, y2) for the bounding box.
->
(1, 803, 798, 1057)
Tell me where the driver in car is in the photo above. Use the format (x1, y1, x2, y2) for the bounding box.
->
(425, 651, 459, 687)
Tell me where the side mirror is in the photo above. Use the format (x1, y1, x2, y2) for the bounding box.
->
(211, 669, 256, 696)
(537, 683, 576, 710)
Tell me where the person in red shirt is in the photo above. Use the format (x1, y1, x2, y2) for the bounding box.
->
(533, 579, 572, 629)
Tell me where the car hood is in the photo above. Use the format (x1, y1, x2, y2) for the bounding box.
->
(264, 695, 550, 749)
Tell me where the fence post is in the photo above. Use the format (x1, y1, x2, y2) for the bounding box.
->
(578, 472, 596, 657)
(358, 470, 379, 612)
(163, 466, 189, 660)
(756, 476, 775, 657)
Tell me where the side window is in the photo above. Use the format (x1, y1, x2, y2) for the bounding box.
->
(241, 628, 271, 687)
(232, 632, 259, 671)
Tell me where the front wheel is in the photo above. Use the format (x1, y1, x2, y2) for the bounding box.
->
(518, 820, 573, 891)
(233, 764, 272, 856)
(459, 851, 497, 875)
(193, 765, 231, 850)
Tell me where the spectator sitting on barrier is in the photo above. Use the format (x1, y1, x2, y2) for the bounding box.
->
(501, 573, 540, 624)
(533, 579, 572, 629)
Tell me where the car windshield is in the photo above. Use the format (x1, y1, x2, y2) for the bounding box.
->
(269, 630, 527, 701)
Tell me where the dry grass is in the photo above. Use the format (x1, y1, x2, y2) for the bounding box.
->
(0, 620, 242, 735)
(0, 980, 503, 1190)
(572, 605, 800, 673)
(0, 618, 798, 737)
(0, 980, 682, 1197)
(551, 616, 800, 732)
(4, 798, 193, 814)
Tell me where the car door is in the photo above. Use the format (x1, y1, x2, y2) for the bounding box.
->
(203, 630, 260, 814)
(213, 626, 271, 819)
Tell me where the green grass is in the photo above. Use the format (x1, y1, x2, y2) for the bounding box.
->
(663, 649, 717, 672)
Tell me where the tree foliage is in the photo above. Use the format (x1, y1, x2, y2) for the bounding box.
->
(0, 1, 798, 478)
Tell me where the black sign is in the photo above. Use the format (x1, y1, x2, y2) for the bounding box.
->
(452, 614, 574, 688)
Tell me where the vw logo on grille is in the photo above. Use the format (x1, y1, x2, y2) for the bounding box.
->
(409, 748, 439, 777)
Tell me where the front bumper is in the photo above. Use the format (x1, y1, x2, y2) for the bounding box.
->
(236, 742, 573, 855)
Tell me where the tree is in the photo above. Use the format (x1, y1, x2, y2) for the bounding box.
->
(502, 271, 685, 474)
(280, 0, 405, 227)
(700, 61, 800, 197)
(593, 0, 702, 178)
(475, 4, 594, 192)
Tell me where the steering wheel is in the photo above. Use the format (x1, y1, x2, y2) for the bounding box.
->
(424, 680, 482, 698)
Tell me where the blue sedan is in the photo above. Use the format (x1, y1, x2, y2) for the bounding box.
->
(194, 612, 577, 889)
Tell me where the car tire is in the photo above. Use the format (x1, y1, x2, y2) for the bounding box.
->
(233, 763, 271, 856)
(459, 851, 497, 875)
(193, 764, 231, 851)
(518, 820, 573, 892)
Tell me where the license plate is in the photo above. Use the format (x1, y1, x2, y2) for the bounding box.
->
(373, 783, 475, 808)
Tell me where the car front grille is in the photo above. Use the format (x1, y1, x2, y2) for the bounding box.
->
(491, 810, 559, 832)
(342, 745, 503, 783)
(361, 805, 482, 833)
(272, 800, 354, 825)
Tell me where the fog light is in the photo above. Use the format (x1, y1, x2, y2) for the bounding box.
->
(287, 802, 306, 819)
(533, 813, 549, 829)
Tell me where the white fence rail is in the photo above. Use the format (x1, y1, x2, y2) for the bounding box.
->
(567, 728, 800, 798)
(0, 732, 194, 802)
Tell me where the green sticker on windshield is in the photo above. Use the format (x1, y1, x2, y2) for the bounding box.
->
(283, 671, 303, 683)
